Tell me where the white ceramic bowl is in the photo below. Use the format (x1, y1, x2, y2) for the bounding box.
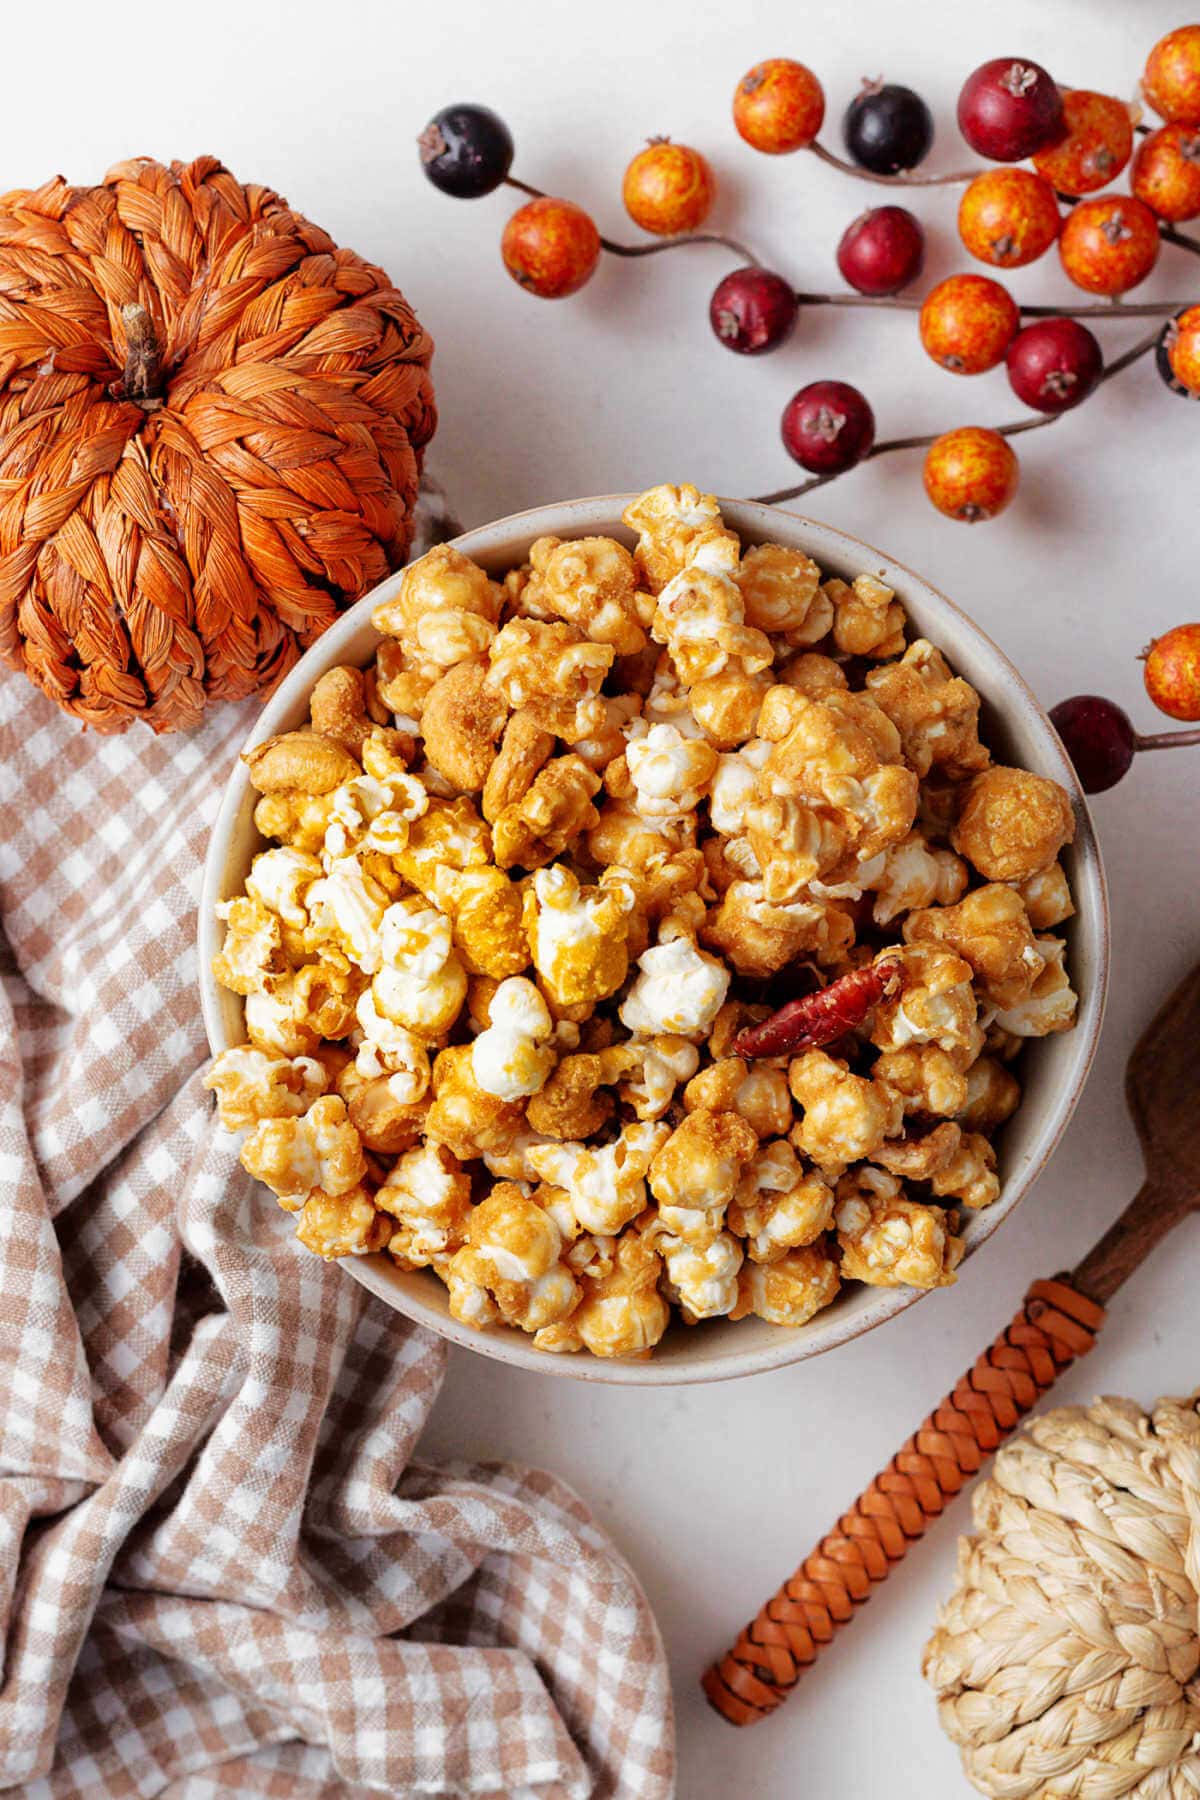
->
(200, 496, 1108, 1386)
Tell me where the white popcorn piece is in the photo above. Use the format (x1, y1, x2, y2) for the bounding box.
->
(204, 1046, 327, 1132)
(619, 928, 730, 1039)
(213, 896, 285, 995)
(625, 721, 718, 820)
(525, 863, 633, 1008)
(305, 854, 390, 972)
(619, 1036, 701, 1120)
(243, 978, 315, 1058)
(448, 1185, 581, 1334)
(835, 1166, 963, 1290)
(734, 1246, 841, 1327)
(442, 1261, 501, 1329)
(527, 1121, 671, 1236)
(992, 936, 1078, 1037)
(241, 1094, 366, 1209)
(245, 846, 321, 928)
(323, 770, 428, 860)
(653, 541, 771, 688)
(370, 899, 467, 1039)
(870, 833, 968, 926)
(353, 988, 432, 1103)
(471, 977, 556, 1100)
(376, 1142, 471, 1268)
(709, 738, 772, 837)
(660, 1230, 743, 1320)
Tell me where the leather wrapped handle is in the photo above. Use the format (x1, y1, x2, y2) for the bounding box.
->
(702, 1277, 1106, 1726)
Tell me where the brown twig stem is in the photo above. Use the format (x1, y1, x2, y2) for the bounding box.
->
(1161, 223, 1200, 259)
(502, 176, 760, 265)
(792, 289, 1188, 318)
(807, 140, 983, 185)
(1136, 726, 1200, 751)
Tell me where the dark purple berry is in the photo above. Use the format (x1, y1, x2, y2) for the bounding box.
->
(957, 59, 1065, 162)
(710, 267, 798, 355)
(1156, 313, 1200, 399)
(418, 103, 514, 198)
(1006, 318, 1102, 414)
(781, 380, 876, 474)
(843, 81, 934, 174)
(1049, 694, 1136, 792)
(837, 206, 925, 295)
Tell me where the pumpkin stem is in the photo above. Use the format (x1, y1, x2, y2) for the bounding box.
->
(121, 303, 163, 408)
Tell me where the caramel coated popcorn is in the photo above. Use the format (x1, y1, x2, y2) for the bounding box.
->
(210, 486, 1079, 1357)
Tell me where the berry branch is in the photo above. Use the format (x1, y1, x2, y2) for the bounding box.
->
(420, 33, 1200, 517)
(419, 35, 1200, 790)
(754, 324, 1160, 505)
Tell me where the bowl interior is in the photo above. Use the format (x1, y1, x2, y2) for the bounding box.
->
(200, 496, 1108, 1386)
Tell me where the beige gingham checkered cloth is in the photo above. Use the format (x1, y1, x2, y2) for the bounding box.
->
(0, 666, 676, 1798)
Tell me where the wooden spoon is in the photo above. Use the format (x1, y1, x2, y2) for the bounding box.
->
(703, 961, 1200, 1727)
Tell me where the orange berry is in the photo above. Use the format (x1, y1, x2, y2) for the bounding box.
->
(1058, 195, 1160, 294)
(923, 428, 1019, 523)
(622, 139, 715, 235)
(1143, 622, 1200, 721)
(957, 168, 1060, 268)
(919, 274, 1020, 374)
(1131, 124, 1200, 222)
(1032, 89, 1134, 195)
(501, 197, 601, 299)
(1144, 24, 1200, 127)
(1166, 304, 1200, 394)
(733, 59, 825, 154)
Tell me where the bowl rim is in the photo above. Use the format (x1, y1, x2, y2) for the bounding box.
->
(199, 493, 1110, 1386)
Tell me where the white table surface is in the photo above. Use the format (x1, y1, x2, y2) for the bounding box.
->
(14, 0, 1200, 1792)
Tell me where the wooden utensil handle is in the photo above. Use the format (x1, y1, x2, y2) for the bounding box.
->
(701, 1277, 1105, 1727)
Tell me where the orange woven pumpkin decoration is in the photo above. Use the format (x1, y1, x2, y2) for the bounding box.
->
(0, 156, 436, 732)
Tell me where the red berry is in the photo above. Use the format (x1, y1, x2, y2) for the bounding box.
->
(1131, 125, 1200, 223)
(1058, 195, 1160, 295)
(1049, 695, 1136, 793)
(781, 381, 876, 474)
(1165, 304, 1200, 395)
(1005, 318, 1102, 414)
(1143, 623, 1200, 722)
(501, 198, 601, 299)
(1144, 25, 1200, 128)
(733, 59, 826, 154)
(919, 273, 1019, 375)
(623, 139, 715, 235)
(957, 58, 1064, 162)
(957, 168, 1060, 268)
(1032, 89, 1134, 195)
(709, 267, 798, 354)
(836, 206, 925, 295)
(923, 427, 1019, 522)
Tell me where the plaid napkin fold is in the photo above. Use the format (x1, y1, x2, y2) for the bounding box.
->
(0, 643, 675, 1796)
